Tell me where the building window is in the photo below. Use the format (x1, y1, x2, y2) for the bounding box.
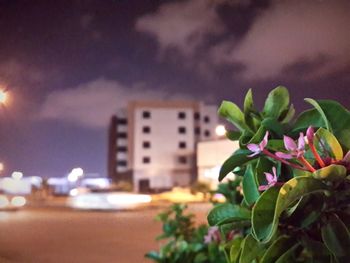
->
(178, 156, 187, 164)
(143, 126, 151, 134)
(194, 127, 201, 135)
(179, 141, 187, 149)
(142, 111, 151, 119)
(143, 141, 151, 149)
(178, 126, 186, 134)
(117, 118, 128, 125)
(178, 112, 186, 119)
(204, 130, 211, 137)
(117, 146, 127, 152)
(117, 160, 127, 167)
(117, 132, 127, 138)
(194, 112, 200, 120)
(143, 156, 151, 164)
(204, 116, 210, 123)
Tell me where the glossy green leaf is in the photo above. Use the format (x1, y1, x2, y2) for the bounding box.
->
(218, 101, 251, 132)
(253, 177, 329, 243)
(280, 104, 295, 124)
(275, 243, 300, 263)
(219, 152, 252, 181)
(301, 236, 331, 261)
(242, 164, 260, 205)
(207, 203, 251, 226)
(314, 128, 343, 160)
(226, 130, 242, 141)
(261, 236, 294, 263)
(263, 86, 290, 119)
(261, 117, 284, 137)
(244, 89, 259, 132)
(230, 238, 243, 263)
(239, 234, 265, 263)
(305, 98, 332, 131)
(313, 164, 347, 181)
(322, 213, 350, 260)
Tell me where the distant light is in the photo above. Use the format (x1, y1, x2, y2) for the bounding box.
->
(12, 171, 23, 180)
(0, 163, 4, 172)
(0, 195, 9, 208)
(68, 167, 84, 182)
(106, 193, 151, 205)
(69, 188, 79, 197)
(0, 90, 7, 104)
(215, 125, 226, 137)
(11, 196, 26, 207)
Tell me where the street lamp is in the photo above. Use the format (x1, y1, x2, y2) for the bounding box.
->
(215, 125, 226, 137)
(0, 90, 7, 105)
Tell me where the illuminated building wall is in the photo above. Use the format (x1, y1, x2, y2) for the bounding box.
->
(108, 101, 219, 192)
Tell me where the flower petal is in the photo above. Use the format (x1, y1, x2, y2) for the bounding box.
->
(272, 167, 277, 181)
(343, 150, 350, 162)
(306, 126, 314, 144)
(258, 185, 269, 191)
(297, 132, 305, 150)
(247, 143, 260, 152)
(259, 131, 269, 149)
(275, 152, 293, 159)
(283, 135, 297, 151)
(265, 172, 274, 184)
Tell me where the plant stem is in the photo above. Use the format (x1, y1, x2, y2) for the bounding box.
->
(309, 143, 326, 167)
(298, 155, 316, 172)
(262, 149, 309, 171)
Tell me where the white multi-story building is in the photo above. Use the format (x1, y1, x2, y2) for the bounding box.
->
(108, 101, 219, 192)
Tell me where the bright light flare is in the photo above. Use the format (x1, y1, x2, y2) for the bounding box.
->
(11, 196, 26, 207)
(12, 171, 23, 180)
(0, 195, 9, 208)
(0, 90, 7, 104)
(215, 125, 226, 137)
(68, 167, 84, 182)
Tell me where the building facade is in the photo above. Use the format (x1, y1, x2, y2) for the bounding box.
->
(108, 101, 219, 192)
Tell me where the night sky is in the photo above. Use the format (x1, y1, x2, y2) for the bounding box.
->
(0, 0, 349, 178)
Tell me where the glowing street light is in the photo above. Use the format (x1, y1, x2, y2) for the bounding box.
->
(68, 167, 84, 183)
(0, 90, 7, 105)
(215, 125, 226, 137)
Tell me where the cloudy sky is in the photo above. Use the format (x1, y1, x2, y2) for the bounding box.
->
(0, 0, 349, 177)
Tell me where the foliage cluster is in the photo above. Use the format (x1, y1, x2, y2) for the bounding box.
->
(208, 87, 350, 263)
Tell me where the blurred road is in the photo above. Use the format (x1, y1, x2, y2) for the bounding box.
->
(0, 203, 210, 263)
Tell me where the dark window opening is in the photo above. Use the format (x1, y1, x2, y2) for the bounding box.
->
(117, 132, 127, 138)
(117, 118, 128, 125)
(143, 141, 151, 149)
(117, 160, 127, 167)
(178, 112, 186, 119)
(194, 112, 200, 120)
(204, 116, 210, 123)
(142, 111, 151, 119)
(204, 130, 211, 137)
(143, 157, 151, 164)
(117, 146, 127, 152)
(178, 156, 187, 164)
(179, 141, 187, 149)
(195, 127, 201, 135)
(178, 126, 186, 134)
(143, 126, 151, 133)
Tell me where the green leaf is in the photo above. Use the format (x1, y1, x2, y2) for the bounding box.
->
(242, 164, 260, 205)
(313, 164, 347, 182)
(226, 130, 242, 141)
(207, 204, 251, 226)
(301, 236, 331, 261)
(314, 128, 343, 160)
(263, 86, 290, 119)
(305, 98, 331, 132)
(275, 243, 300, 263)
(280, 104, 295, 124)
(244, 89, 260, 132)
(229, 237, 243, 263)
(239, 234, 265, 263)
(293, 100, 350, 151)
(218, 101, 251, 132)
(219, 152, 252, 181)
(252, 177, 329, 243)
(261, 236, 295, 263)
(322, 213, 350, 260)
(145, 251, 162, 261)
(261, 117, 284, 137)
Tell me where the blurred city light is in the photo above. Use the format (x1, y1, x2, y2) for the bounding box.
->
(68, 167, 84, 182)
(0, 195, 9, 208)
(215, 125, 226, 137)
(11, 196, 26, 207)
(0, 90, 7, 104)
(12, 171, 23, 180)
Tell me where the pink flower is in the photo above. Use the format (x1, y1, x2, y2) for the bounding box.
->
(306, 126, 314, 144)
(204, 226, 221, 244)
(247, 131, 269, 157)
(258, 167, 281, 191)
(276, 133, 305, 159)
